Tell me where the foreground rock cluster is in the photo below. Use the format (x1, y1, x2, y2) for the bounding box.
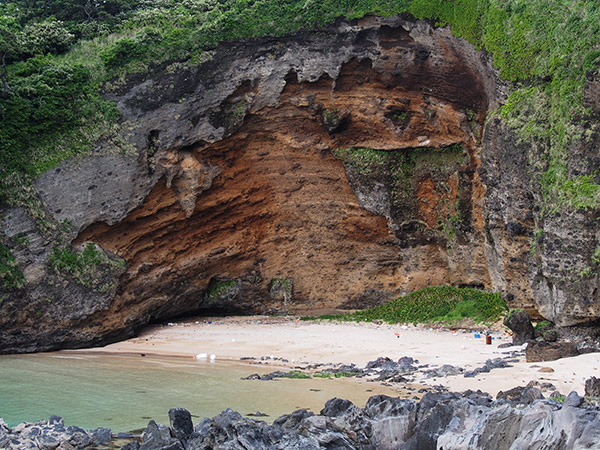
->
(0, 416, 111, 450)
(127, 391, 600, 450)
(3, 381, 600, 449)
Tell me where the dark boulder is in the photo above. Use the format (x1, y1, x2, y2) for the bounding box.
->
(564, 391, 584, 407)
(504, 309, 535, 345)
(519, 386, 544, 404)
(585, 376, 600, 397)
(526, 340, 579, 362)
(543, 329, 558, 342)
(168, 408, 193, 439)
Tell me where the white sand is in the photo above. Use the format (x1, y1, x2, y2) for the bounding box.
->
(72, 316, 600, 397)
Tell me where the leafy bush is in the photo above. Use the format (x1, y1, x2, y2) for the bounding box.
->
(18, 20, 74, 57)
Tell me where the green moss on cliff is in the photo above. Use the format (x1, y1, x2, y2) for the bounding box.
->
(48, 242, 125, 291)
(205, 279, 238, 302)
(335, 145, 464, 244)
(0, 240, 25, 289)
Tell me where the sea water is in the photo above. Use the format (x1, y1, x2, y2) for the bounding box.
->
(0, 352, 398, 432)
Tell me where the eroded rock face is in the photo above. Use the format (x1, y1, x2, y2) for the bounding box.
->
(0, 15, 597, 353)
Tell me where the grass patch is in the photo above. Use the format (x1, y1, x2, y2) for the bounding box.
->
(306, 286, 506, 326)
(284, 370, 311, 379)
(48, 242, 125, 290)
(313, 371, 358, 379)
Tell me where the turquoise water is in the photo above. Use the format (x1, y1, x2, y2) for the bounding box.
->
(0, 353, 391, 432)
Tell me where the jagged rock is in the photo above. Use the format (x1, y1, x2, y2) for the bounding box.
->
(397, 356, 418, 372)
(122, 442, 141, 450)
(10, 392, 600, 450)
(496, 386, 525, 402)
(504, 309, 535, 345)
(526, 340, 579, 362)
(140, 420, 180, 450)
(464, 358, 511, 378)
(519, 386, 544, 404)
(423, 364, 463, 378)
(0, 417, 112, 450)
(363, 395, 418, 450)
(272, 409, 314, 431)
(366, 356, 393, 369)
(585, 376, 600, 397)
(169, 408, 194, 439)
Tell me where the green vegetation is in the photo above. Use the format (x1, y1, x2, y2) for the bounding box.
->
(206, 278, 238, 301)
(534, 320, 552, 331)
(48, 242, 125, 290)
(269, 277, 293, 301)
(313, 371, 357, 379)
(0, 240, 25, 289)
(335, 145, 463, 244)
(322, 108, 341, 132)
(307, 286, 507, 325)
(0, 0, 598, 215)
(284, 370, 311, 379)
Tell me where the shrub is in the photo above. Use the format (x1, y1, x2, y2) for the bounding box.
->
(19, 21, 74, 56)
(99, 37, 147, 69)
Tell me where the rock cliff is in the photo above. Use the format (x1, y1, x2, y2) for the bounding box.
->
(1, 15, 599, 353)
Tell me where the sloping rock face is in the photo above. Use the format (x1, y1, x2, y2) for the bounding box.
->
(0, 15, 597, 352)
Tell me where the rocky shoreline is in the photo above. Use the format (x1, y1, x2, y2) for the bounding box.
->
(4, 386, 599, 450)
(3, 369, 600, 449)
(0, 416, 113, 450)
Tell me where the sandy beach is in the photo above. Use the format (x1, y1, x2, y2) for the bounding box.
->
(72, 316, 600, 398)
